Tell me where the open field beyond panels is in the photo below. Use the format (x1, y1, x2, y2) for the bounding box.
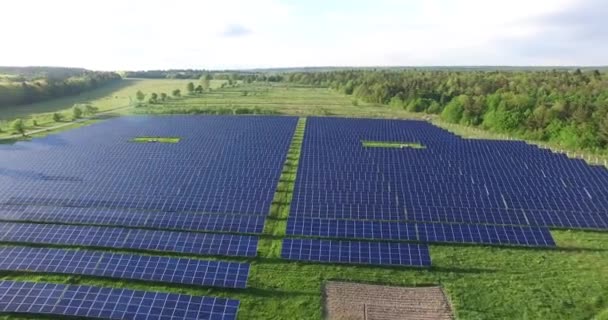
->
(0, 81, 607, 320)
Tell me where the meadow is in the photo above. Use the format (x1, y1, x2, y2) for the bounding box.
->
(0, 79, 607, 319)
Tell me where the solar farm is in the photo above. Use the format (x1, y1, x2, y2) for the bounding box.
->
(0, 115, 607, 319)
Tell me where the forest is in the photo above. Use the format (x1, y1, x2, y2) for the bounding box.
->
(283, 69, 608, 151)
(0, 67, 121, 108)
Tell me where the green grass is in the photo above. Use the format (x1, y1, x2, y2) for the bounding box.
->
(362, 140, 426, 149)
(1, 82, 607, 319)
(131, 136, 181, 143)
(0, 79, 226, 138)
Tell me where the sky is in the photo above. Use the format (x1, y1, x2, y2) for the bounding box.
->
(1, 0, 606, 70)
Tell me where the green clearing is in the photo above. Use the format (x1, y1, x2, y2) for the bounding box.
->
(131, 136, 181, 143)
(1, 80, 607, 319)
(362, 140, 426, 149)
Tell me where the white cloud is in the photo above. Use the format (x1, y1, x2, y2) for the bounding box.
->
(0, 0, 604, 69)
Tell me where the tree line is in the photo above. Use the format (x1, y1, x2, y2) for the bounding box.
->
(0, 67, 121, 108)
(283, 69, 608, 150)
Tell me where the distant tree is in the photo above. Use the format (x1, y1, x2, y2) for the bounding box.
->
(149, 92, 158, 104)
(83, 104, 98, 116)
(160, 93, 168, 101)
(72, 106, 83, 119)
(600, 114, 608, 144)
(12, 119, 26, 136)
(32, 119, 38, 127)
(135, 90, 146, 103)
(53, 112, 63, 122)
(201, 78, 211, 91)
(187, 82, 195, 95)
(172, 89, 181, 98)
(194, 85, 203, 94)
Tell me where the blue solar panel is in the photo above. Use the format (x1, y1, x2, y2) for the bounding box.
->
(0, 246, 250, 289)
(0, 222, 258, 257)
(286, 217, 417, 241)
(288, 116, 608, 247)
(417, 223, 555, 247)
(281, 238, 431, 267)
(0, 204, 266, 234)
(0, 116, 297, 215)
(0, 280, 239, 319)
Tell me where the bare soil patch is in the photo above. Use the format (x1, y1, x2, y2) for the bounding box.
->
(324, 281, 453, 320)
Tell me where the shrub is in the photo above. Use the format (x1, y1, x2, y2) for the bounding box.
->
(53, 113, 63, 122)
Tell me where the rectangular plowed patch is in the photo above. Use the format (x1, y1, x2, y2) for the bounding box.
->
(324, 281, 453, 320)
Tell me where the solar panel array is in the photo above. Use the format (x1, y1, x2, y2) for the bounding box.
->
(0, 246, 250, 289)
(0, 116, 301, 318)
(287, 117, 608, 257)
(0, 116, 297, 215)
(281, 238, 431, 267)
(0, 280, 239, 319)
(0, 204, 265, 234)
(286, 217, 555, 247)
(0, 222, 258, 257)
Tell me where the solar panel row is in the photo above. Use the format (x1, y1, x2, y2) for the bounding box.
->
(0, 246, 250, 289)
(0, 280, 239, 319)
(281, 238, 431, 267)
(0, 222, 258, 257)
(0, 204, 266, 234)
(286, 217, 555, 247)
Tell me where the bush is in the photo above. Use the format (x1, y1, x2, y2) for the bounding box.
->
(441, 98, 464, 123)
(53, 113, 63, 122)
(72, 106, 83, 120)
(235, 107, 253, 114)
(12, 119, 26, 136)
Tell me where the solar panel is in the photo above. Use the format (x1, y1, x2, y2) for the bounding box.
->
(0, 204, 266, 234)
(0, 222, 259, 257)
(286, 217, 417, 241)
(0, 246, 250, 289)
(416, 223, 556, 247)
(281, 238, 431, 267)
(0, 280, 239, 319)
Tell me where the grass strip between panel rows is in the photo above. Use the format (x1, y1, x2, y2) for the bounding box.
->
(257, 118, 306, 259)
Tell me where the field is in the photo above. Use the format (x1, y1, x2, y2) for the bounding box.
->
(0, 79, 607, 320)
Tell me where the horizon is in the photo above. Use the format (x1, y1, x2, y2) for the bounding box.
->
(2, 0, 607, 70)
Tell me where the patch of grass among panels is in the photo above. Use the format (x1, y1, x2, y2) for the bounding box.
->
(131, 136, 180, 143)
(362, 140, 426, 149)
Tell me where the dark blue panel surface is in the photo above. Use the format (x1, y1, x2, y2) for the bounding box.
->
(286, 217, 417, 241)
(0, 204, 266, 234)
(0, 116, 297, 215)
(0, 246, 250, 289)
(0, 222, 258, 257)
(281, 238, 431, 267)
(0, 280, 239, 319)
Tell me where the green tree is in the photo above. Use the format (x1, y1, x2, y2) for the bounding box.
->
(186, 82, 195, 95)
(201, 78, 211, 91)
(72, 106, 83, 119)
(172, 89, 181, 98)
(84, 104, 98, 116)
(441, 96, 465, 123)
(194, 85, 203, 94)
(599, 114, 608, 144)
(12, 119, 26, 136)
(53, 112, 63, 122)
(160, 93, 168, 101)
(136, 90, 146, 103)
(149, 92, 158, 104)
